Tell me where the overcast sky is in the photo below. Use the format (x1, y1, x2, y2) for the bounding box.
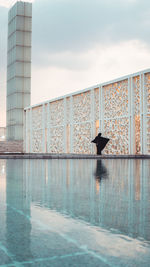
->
(0, 0, 150, 126)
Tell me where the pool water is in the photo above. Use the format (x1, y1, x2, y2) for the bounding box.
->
(0, 159, 150, 266)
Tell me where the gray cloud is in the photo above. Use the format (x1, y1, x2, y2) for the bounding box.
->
(1, 0, 150, 70)
(32, 0, 150, 64)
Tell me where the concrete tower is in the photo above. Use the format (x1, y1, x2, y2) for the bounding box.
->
(6, 1, 32, 141)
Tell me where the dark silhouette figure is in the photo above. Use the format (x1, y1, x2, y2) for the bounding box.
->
(91, 133, 109, 155)
(94, 160, 108, 183)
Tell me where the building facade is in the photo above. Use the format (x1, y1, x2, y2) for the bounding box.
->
(6, 1, 32, 141)
(24, 69, 150, 155)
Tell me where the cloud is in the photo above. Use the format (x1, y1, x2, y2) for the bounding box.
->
(0, 0, 150, 126)
(0, 0, 11, 8)
(0, 0, 35, 8)
(32, 0, 150, 69)
(34, 50, 94, 71)
(31, 39, 150, 105)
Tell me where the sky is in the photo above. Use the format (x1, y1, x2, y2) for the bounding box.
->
(0, 0, 150, 126)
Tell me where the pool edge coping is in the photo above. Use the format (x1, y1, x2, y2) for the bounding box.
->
(0, 153, 149, 159)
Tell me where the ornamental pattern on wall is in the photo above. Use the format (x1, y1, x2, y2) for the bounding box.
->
(24, 70, 150, 155)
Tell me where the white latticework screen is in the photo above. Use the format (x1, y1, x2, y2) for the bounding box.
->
(24, 70, 150, 155)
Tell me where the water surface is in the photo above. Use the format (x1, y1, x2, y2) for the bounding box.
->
(0, 159, 150, 266)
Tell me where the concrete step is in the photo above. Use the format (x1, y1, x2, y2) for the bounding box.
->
(0, 141, 23, 153)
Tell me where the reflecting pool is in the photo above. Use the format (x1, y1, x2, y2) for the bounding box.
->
(0, 159, 150, 266)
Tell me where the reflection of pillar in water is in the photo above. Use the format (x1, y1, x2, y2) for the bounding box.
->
(63, 160, 67, 213)
(140, 160, 144, 238)
(0, 160, 6, 241)
(69, 160, 74, 216)
(139, 160, 150, 240)
(128, 159, 150, 240)
(6, 160, 32, 261)
(128, 160, 134, 236)
(90, 160, 95, 224)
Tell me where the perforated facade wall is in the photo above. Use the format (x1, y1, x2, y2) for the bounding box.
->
(24, 69, 150, 155)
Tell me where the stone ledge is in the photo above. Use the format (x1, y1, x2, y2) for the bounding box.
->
(0, 153, 149, 159)
(0, 141, 23, 153)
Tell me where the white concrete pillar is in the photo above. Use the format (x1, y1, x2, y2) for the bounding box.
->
(70, 96, 73, 153)
(6, 1, 32, 141)
(128, 78, 131, 154)
(98, 86, 101, 132)
(91, 89, 95, 153)
(30, 107, 32, 153)
(25, 110, 28, 153)
(128, 77, 135, 154)
(64, 98, 67, 153)
(47, 102, 50, 153)
(100, 86, 104, 133)
(140, 74, 143, 154)
(42, 104, 46, 153)
(142, 74, 147, 154)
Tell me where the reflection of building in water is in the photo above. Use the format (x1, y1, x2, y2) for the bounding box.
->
(0, 127, 6, 141)
(0, 160, 6, 207)
(0, 160, 6, 242)
(25, 159, 150, 241)
(0, 160, 6, 179)
(6, 160, 32, 261)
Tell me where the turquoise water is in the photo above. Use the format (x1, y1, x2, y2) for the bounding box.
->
(0, 159, 150, 266)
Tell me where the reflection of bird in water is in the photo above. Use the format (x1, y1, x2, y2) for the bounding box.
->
(94, 160, 108, 183)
